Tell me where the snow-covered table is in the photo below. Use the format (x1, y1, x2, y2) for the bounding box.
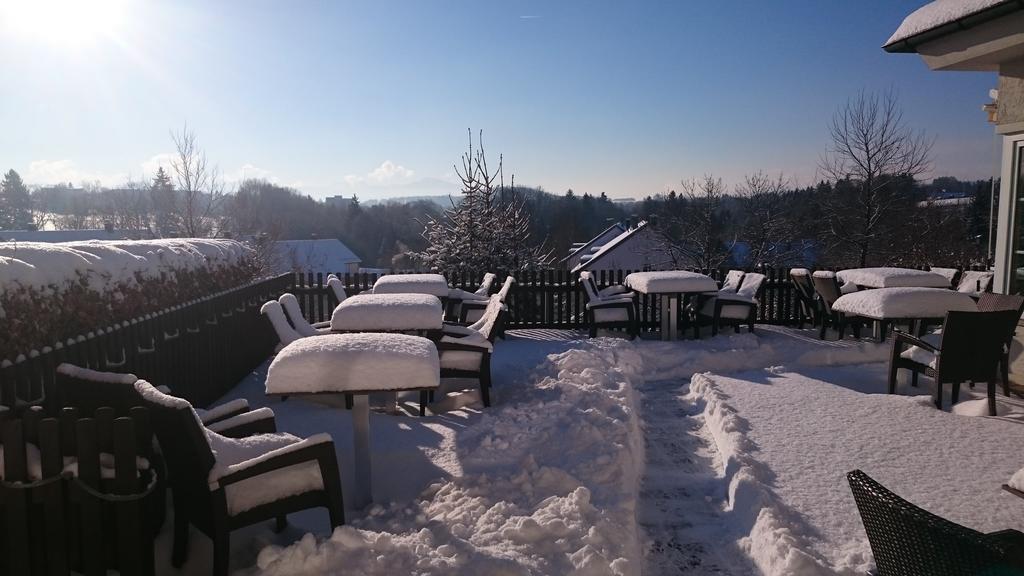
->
(371, 274, 450, 297)
(623, 271, 719, 340)
(265, 333, 441, 508)
(330, 293, 444, 333)
(836, 267, 950, 289)
(832, 287, 978, 341)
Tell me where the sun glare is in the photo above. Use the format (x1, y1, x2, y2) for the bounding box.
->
(2, 0, 127, 46)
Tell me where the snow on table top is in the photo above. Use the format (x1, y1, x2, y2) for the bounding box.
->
(837, 267, 950, 288)
(265, 333, 440, 394)
(691, 369, 1024, 574)
(371, 273, 449, 297)
(885, 0, 1007, 46)
(330, 293, 443, 331)
(831, 286, 977, 320)
(623, 271, 718, 294)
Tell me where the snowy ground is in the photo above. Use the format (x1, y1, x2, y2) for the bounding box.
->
(154, 326, 1024, 575)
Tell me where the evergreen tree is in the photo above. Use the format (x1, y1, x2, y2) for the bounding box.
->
(0, 169, 33, 230)
(150, 166, 178, 236)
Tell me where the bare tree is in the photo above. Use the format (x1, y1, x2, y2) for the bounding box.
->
(819, 90, 933, 266)
(170, 124, 226, 237)
(653, 175, 735, 270)
(101, 178, 151, 232)
(736, 171, 802, 267)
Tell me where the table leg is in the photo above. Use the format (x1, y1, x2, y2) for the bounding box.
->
(659, 295, 671, 341)
(385, 391, 398, 414)
(352, 394, 372, 508)
(666, 295, 679, 341)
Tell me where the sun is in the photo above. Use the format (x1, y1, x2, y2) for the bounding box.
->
(2, 0, 127, 47)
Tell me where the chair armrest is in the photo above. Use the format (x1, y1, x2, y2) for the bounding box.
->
(436, 341, 490, 353)
(206, 407, 277, 437)
(587, 297, 634, 309)
(893, 331, 939, 354)
(441, 324, 475, 337)
(199, 398, 252, 425)
(211, 433, 334, 489)
(311, 320, 331, 329)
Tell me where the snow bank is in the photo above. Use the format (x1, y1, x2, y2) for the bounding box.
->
(254, 338, 647, 575)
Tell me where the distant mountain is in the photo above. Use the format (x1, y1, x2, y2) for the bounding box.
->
(362, 195, 458, 207)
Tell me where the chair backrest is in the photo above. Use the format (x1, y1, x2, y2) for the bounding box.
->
(469, 295, 505, 342)
(928, 267, 960, 288)
(937, 310, 1018, 383)
(790, 269, 815, 301)
(721, 270, 744, 293)
(475, 273, 497, 296)
(811, 272, 843, 312)
(278, 293, 319, 337)
(55, 363, 143, 416)
(847, 469, 1018, 575)
(261, 300, 301, 345)
(976, 293, 1024, 343)
(957, 270, 994, 293)
(326, 277, 348, 304)
(579, 271, 600, 302)
(133, 380, 216, 508)
(496, 275, 515, 301)
(736, 273, 765, 298)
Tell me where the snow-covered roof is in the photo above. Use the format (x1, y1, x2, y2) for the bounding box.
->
(560, 222, 627, 263)
(884, 0, 1020, 51)
(0, 229, 153, 242)
(571, 221, 649, 273)
(272, 239, 361, 274)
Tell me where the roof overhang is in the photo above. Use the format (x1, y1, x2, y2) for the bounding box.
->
(884, 1, 1024, 71)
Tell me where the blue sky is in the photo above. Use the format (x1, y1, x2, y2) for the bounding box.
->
(0, 0, 1001, 200)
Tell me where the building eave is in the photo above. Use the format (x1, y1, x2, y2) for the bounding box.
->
(883, 0, 1024, 53)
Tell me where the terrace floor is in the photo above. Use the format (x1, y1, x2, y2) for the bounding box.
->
(157, 326, 1024, 576)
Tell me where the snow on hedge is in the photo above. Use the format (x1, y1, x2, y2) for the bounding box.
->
(254, 339, 647, 575)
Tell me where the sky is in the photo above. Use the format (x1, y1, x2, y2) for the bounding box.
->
(0, 0, 1004, 200)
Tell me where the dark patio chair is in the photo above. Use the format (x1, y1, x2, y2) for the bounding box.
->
(847, 469, 1024, 575)
(790, 268, 818, 328)
(439, 295, 506, 407)
(888, 309, 1017, 415)
(976, 292, 1024, 397)
(579, 271, 636, 338)
(696, 272, 766, 336)
(133, 380, 344, 576)
(811, 273, 863, 340)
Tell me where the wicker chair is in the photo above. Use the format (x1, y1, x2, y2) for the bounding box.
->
(976, 292, 1024, 397)
(790, 268, 818, 328)
(579, 271, 636, 338)
(811, 272, 863, 340)
(134, 381, 344, 576)
(888, 309, 1018, 415)
(438, 295, 506, 407)
(696, 272, 766, 336)
(847, 469, 1024, 575)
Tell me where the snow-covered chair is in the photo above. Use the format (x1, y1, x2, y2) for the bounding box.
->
(326, 275, 348, 304)
(261, 300, 301, 347)
(811, 271, 864, 340)
(447, 272, 497, 323)
(579, 271, 636, 338)
(847, 469, 1024, 575)
(928, 266, 961, 289)
(55, 363, 278, 438)
(438, 295, 505, 407)
(278, 293, 331, 337)
(696, 272, 766, 336)
(956, 270, 994, 296)
(888, 309, 1016, 415)
(719, 269, 745, 293)
(790, 268, 818, 328)
(459, 274, 514, 324)
(133, 380, 344, 576)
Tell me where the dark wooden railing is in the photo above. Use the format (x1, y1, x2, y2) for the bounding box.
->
(0, 274, 293, 410)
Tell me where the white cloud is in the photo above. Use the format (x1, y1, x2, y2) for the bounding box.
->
(25, 159, 126, 187)
(139, 153, 176, 177)
(343, 160, 416, 188)
(226, 163, 276, 184)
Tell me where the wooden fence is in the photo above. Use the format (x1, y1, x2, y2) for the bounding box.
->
(0, 274, 293, 411)
(0, 405, 156, 576)
(287, 267, 811, 330)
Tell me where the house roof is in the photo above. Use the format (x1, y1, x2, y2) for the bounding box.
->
(0, 229, 153, 242)
(883, 0, 1022, 52)
(559, 222, 627, 263)
(571, 221, 649, 273)
(272, 239, 361, 274)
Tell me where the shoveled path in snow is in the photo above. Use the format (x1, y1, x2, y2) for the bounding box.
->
(636, 378, 754, 575)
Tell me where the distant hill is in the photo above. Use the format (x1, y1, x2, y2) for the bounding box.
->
(362, 195, 456, 207)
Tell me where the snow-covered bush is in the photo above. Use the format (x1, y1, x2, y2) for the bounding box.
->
(0, 239, 258, 360)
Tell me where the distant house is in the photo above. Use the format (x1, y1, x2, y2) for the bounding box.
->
(570, 220, 673, 274)
(272, 239, 362, 275)
(324, 195, 354, 209)
(0, 228, 153, 242)
(885, 0, 1024, 292)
